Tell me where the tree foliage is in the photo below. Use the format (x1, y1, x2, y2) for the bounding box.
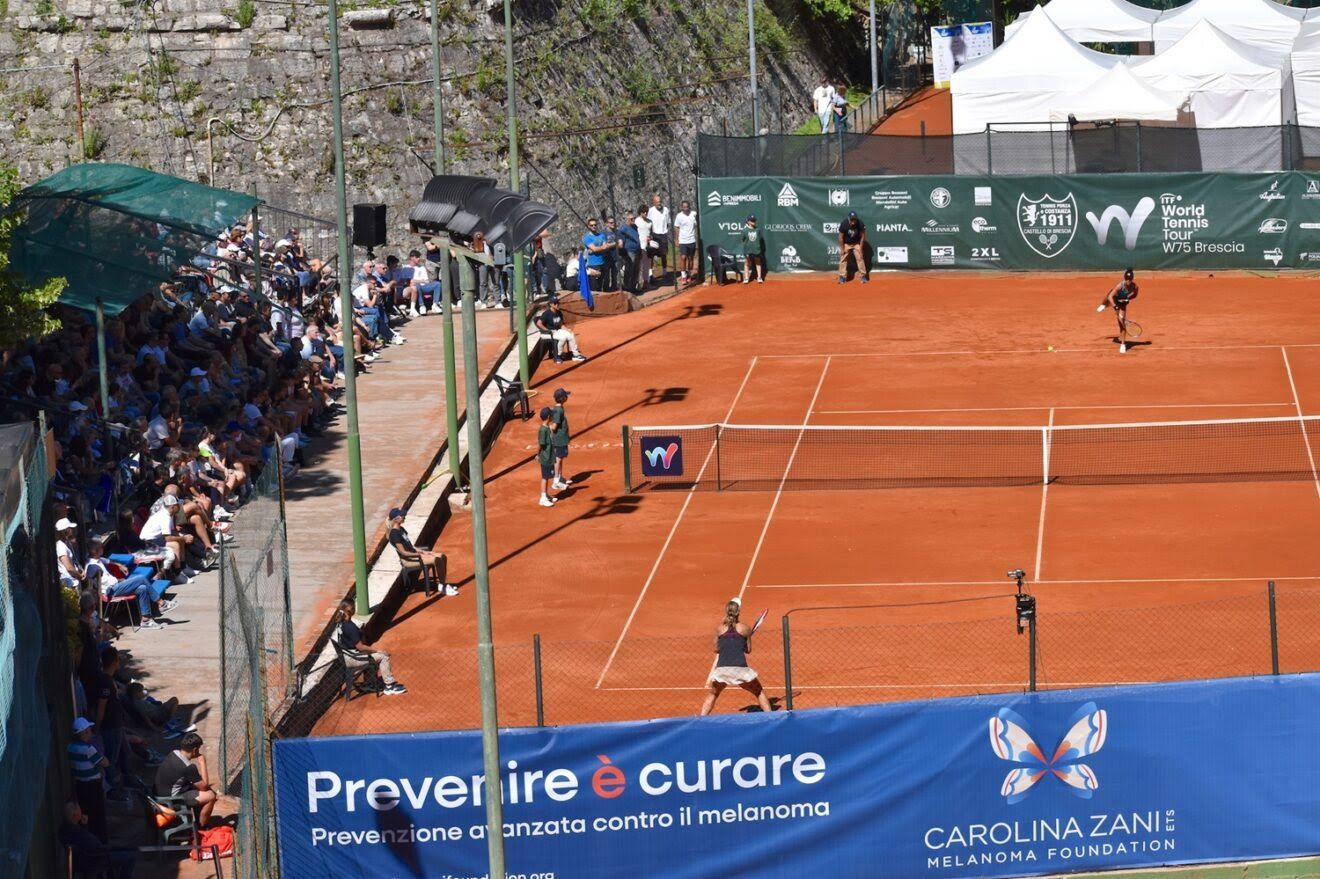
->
(0, 164, 64, 348)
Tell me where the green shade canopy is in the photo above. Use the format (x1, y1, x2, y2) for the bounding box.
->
(7, 163, 261, 315)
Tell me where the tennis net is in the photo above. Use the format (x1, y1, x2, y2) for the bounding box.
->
(622, 416, 1320, 492)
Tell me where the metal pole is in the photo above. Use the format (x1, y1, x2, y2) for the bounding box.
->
(328, 0, 372, 615)
(73, 58, 86, 161)
(1268, 581, 1280, 675)
(1027, 611, 1037, 692)
(439, 244, 463, 488)
(621, 426, 632, 493)
(533, 634, 544, 727)
(869, 0, 878, 93)
(94, 301, 110, 421)
(428, 0, 446, 174)
(458, 254, 507, 878)
(747, 0, 759, 136)
(503, 0, 529, 388)
(781, 615, 793, 711)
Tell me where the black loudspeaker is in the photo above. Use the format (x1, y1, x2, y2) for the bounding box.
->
(352, 203, 387, 248)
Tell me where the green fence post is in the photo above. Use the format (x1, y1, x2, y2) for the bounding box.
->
(1268, 580, 1280, 675)
(622, 426, 633, 493)
(533, 634, 545, 727)
(781, 614, 793, 711)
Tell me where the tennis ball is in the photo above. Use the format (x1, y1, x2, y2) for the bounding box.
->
(1047, 345, 1054, 352)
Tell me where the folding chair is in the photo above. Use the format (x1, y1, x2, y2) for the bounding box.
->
(492, 375, 530, 421)
(330, 639, 382, 701)
(392, 542, 435, 595)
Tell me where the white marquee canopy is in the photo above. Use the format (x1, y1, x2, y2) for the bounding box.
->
(1152, 0, 1306, 54)
(1004, 0, 1161, 45)
(1049, 62, 1187, 123)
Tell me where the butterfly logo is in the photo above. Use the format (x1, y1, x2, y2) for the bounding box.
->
(643, 443, 680, 470)
(988, 702, 1107, 804)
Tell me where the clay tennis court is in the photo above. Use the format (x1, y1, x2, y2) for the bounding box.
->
(313, 270, 1320, 735)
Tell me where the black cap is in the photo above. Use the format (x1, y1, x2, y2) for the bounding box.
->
(848, 211, 858, 219)
(553, 388, 570, 402)
(548, 295, 560, 304)
(1124, 267, 1134, 280)
(747, 214, 757, 222)
(539, 406, 553, 419)
(388, 507, 405, 520)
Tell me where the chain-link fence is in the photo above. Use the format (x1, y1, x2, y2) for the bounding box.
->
(294, 581, 1320, 736)
(218, 457, 293, 879)
(699, 123, 1320, 178)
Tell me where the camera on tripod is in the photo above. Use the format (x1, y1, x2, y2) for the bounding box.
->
(1007, 569, 1034, 634)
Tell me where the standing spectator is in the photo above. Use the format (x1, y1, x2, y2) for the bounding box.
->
(530, 235, 555, 298)
(837, 211, 869, 284)
(742, 215, 766, 284)
(618, 211, 642, 293)
(387, 507, 456, 597)
(472, 232, 505, 309)
(154, 732, 219, 829)
(634, 207, 653, 291)
(550, 388, 573, 491)
(534, 297, 586, 363)
(334, 601, 407, 695)
(674, 200, 699, 285)
(812, 78, 836, 134)
(647, 194, 672, 285)
(537, 407, 559, 507)
(601, 217, 621, 292)
(69, 717, 109, 843)
(581, 219, 608, 292)
(93, 647, 130, 796)
(832, 83, 850, 136)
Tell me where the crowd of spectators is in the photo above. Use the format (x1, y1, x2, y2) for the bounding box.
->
(546, 194, 699, 295)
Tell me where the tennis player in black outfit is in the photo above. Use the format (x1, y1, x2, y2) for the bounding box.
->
(1100, 267, 1140, 354)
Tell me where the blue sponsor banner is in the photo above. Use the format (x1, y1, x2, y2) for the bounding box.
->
(273, 675, 1320, 879)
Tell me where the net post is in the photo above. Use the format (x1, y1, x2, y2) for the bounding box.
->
(781, 614, 793, 711)
(622, 426, 633, 493)
(533, 634, 545, 726)
(1268, 581, 1280, 676)
(715, 424, 723, 491)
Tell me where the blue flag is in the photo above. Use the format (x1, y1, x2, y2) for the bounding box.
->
(579, 256, 595, 311)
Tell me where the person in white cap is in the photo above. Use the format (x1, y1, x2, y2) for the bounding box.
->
(699, 598, 773, 715)
(55, 517, 84, 588)
(138, 495, 192, 576)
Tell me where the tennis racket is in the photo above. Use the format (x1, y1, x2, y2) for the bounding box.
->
(752, 608, 769, 633)
(1121, 320, 1143, 339)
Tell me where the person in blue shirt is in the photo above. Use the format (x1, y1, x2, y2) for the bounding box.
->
(618, 211, 642, 293)
(602, 217, 622, 291)
(581, 218, 609, 292)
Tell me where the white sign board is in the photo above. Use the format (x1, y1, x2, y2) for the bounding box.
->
(931, 21, 994, 88)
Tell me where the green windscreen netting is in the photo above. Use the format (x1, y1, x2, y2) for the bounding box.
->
(7, 163, 261, 315)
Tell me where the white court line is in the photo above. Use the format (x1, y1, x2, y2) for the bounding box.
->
(756, 342, 1320, 360)
(816, 402, 1292, 415)
(599, 682, 1151, 692)
(1034, 408, 1054, 582)
(594, 356, 761, 689)
(1280, 345, 1320, 501)
(752, 575, 1320, 589)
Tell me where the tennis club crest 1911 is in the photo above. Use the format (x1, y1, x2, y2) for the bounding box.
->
(1018, 193, 1077, 258)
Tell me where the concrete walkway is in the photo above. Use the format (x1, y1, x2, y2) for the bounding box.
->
(113, 308, 512, 769)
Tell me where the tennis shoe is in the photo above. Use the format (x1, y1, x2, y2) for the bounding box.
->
(836, 276, 845, 284)
(571, 354, 587, 362)
(139, 617, 163, 630)
(1119, 343, 1127, 354)
(382, 683, 408, 696)
(539, 496, 557, 507)
(742, 277, 750, 284)
(860, 276, 870, 284)
(443, 584, 459, 596)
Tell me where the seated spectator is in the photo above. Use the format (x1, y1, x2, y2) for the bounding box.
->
(155, 732, 219, 829)
(406, 250, 442, 314)
(334, 601, 407, 695)
(68, 717, 110, 844)
(61, 800, 135, 879)
(126, 681, 182, 733)
(56, 516, 85, 589)
(139, 495, 199, 576)
(534, 297, 587, 363)
(387, 507, 456, 597)
(85, 537, 177, 630)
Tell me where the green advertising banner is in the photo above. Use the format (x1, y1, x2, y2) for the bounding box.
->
(698, 172, 1320, 272)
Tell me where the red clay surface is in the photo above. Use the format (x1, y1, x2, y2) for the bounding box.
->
(314, 271, 1320, 735)
(878, 86, 953, 135)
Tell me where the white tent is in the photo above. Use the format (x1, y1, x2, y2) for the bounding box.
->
(1133, 20, 1293, 128)
(1004, 0, 1162, 45)
(1292, 21, 1320, 125)
(952, 5, 1120, 135)
(1153, 0, 1305, 54)
(1049, 62, 1187, 122)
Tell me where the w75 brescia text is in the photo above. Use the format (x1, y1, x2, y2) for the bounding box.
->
(305, 751, 828, 813)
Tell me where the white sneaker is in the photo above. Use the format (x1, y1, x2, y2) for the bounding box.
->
(364, 352, 379, 362)
(392, 335, 407, 344)
(158, 599, 179, 613)
(553, 479, 571, 490)
(214, 506, 233, 521)
(1119, 343, 1127, 354)
(443, 584, 459, 596)
(476, 301, 488, 309)
(742, 277, 750, 284)
(571, 354, 587, 362)
(140, 617, 163, 629)
(539, 495, 557, 507)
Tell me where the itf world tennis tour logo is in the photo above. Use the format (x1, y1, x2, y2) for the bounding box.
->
(989, 702, 1107, 804)
(640, 436, 684, 477)
(1017, 193, 1078, 258)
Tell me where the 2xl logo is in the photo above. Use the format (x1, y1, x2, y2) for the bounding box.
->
(1085, 198, 1156, 251)
(1017, 193, 1077, 258)
(989, 702, 1108, 805)
(640, 436, 683, 477)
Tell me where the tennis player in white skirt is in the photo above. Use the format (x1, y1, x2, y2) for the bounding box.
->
(700, 598, 773, 715)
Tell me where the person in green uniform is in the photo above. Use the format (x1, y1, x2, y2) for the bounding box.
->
(537, 407, 559, 507)
(551, 387, 573, 492)
(741, 215, 766, 284)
